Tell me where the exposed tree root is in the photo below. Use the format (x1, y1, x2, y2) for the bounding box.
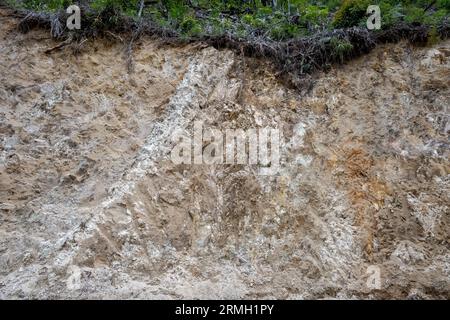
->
(44, 36, 72, 54)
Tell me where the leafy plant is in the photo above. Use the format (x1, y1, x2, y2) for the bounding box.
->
(330, 37, 354, 62)
(333, 0, 371, 28)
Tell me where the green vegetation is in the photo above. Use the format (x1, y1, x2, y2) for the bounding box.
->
(330, 36, 354, 62)
(5, 0, 449, 40)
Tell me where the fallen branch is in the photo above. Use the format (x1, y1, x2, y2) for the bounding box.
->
(44, 37, 72, 54)
(105, 31, 124, 42)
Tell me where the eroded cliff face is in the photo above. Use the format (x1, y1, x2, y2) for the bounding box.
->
(0, 10, 449, 299)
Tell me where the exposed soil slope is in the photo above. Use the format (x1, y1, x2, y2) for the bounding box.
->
(0, 10, 449, 299)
